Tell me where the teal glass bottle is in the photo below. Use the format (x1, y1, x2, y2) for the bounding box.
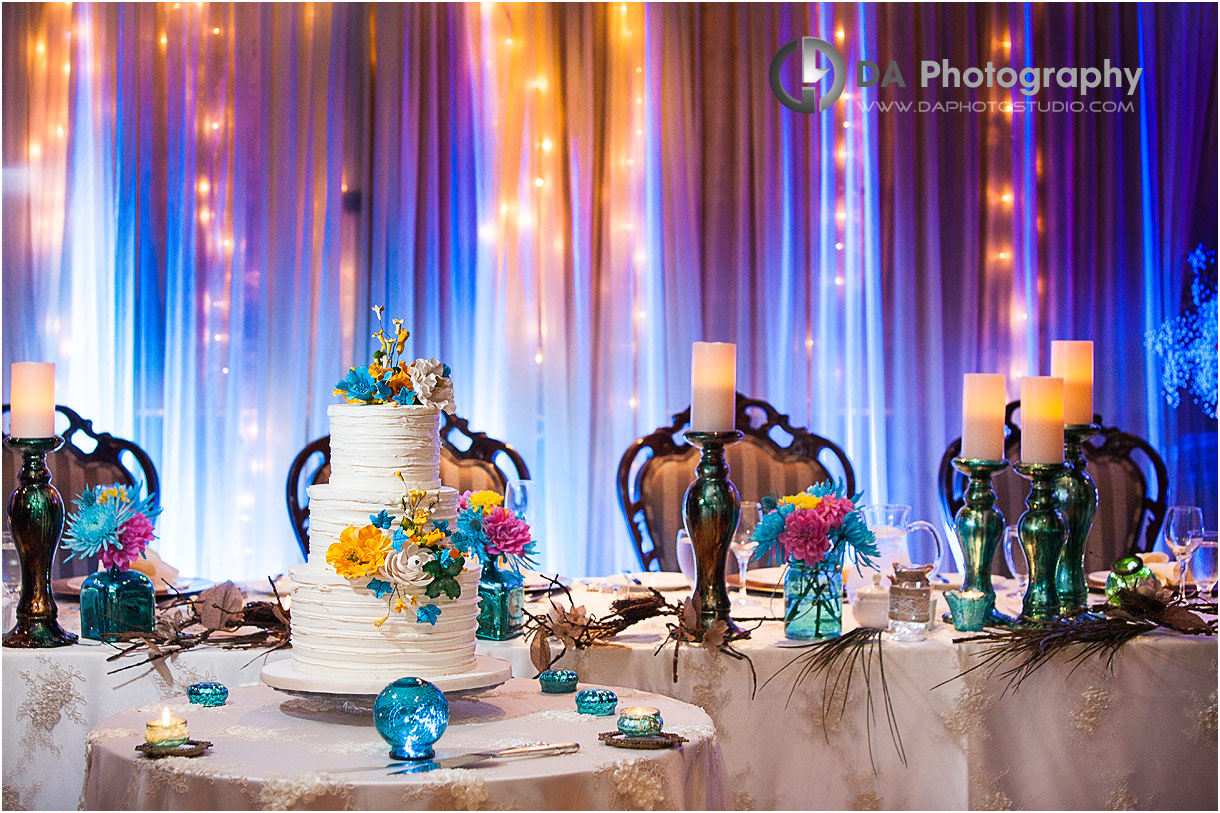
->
(783, 557, 844, 640)
(79, 567, 155, 641)
(476, 567, 524, 640)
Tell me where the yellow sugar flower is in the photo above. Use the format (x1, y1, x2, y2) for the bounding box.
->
(327, 524, 390, 579)
(407, 489, 427, 503)
(469, 490, 504, 514)
(418, 529, 446, 547)
(98, 487, 131, 504)
(782, 492, 823, 511)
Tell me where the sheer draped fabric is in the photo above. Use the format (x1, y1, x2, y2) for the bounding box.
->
(2, 3, 1215, 579)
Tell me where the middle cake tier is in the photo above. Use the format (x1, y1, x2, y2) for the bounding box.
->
(305, 483, 459, 562)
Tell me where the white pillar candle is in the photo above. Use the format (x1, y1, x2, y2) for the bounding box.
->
(961, 373, 1006, 460)
(690, 342, 736, 432)
(1050, 340, 1093, 425)
(1020, 376, 1065, 464)
(9, 362, 56, 438)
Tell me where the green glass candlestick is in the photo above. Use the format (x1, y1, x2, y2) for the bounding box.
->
(1013, 462, 1070, 623)
(1054, 424, 1099, 614)
(3, 436, 77, 648)
(682, 430, 744, 637)
(950, 458, 1012, 625)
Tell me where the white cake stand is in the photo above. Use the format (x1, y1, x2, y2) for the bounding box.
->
(261, 654, 513, 701)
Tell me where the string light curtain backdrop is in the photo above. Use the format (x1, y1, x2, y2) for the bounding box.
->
(3, 2, 1215, 579)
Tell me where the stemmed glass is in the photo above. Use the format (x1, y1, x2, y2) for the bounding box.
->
(729, 503, 761, 608)
(1187, 532, 1218, 600)
(1165, 506, 1204, 599)
(1002, 525, 1028, 600)
(504, 479, 535, 527)
(675, 529, 696, 582)
(2, 532, 20, 632)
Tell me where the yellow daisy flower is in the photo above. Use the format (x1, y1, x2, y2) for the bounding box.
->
(326, 525, 390, 579)
(782, 492, 823, 511)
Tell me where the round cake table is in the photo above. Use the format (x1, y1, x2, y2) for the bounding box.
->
(79, 680, 726, 810)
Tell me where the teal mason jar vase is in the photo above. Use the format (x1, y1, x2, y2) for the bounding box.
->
(783, 556, 843, 640)
(79, 566, 155, 641)
(476, 567, 524, 641)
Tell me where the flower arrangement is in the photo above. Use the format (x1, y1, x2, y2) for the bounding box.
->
(325, 482, 468, 627)
(750, 481, 878, 570)
(63, 483, 162, 571)
(333, 305, 456, 413)
(451, 490, 539, 576)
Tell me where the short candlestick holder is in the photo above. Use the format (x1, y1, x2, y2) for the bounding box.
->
(1055, 424, 1099, 615)
(3, 436, 77, 648)
(682, 430, 745, 637)
(1013, 462, 1070, 623)
(951, 458, 1013, 625)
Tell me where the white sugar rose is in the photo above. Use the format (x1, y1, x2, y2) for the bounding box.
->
(378, 545, 434, 588)
(409, 358, 456, 414)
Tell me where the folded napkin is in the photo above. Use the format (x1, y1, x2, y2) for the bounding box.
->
(129, 548, 180, 589)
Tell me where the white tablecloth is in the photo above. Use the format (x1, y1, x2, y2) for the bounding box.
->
(81, 682, 725, 810)
(479, 583, 1218, 810)
(4, 583, 1217, 811)
(2, 596, 291, 811)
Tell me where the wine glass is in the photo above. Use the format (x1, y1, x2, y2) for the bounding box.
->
(1165, 506, 1204, 599)
(1002, 525, 1028, 599)
(1187, 532, 1218, 600)
(675, 528, 695, 582)
(2, 532, 19, 633)
(729, 503, 761, 608)
(504, 479, 535, 527)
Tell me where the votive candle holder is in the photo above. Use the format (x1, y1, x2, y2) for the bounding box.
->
(538, 669, 579, 694)
(187, 681, 229, 707)
(145, 711, 189, 747)
(575, 688, 618, 716)
(617, 706, 663, 737)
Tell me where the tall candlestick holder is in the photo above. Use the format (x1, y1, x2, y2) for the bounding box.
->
(1013, 462, 1070, 623)
(950, 458, 1013, 625)
(682, 430, 745, 637)
(3, 436, 77, 647)
(1054, 424, 1099, 615)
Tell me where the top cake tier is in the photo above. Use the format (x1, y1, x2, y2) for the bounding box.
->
(328, 403, 443, 491)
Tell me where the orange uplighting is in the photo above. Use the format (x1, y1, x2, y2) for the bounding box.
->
(212, 27, 220, 34)
(198, 178, 210, 193)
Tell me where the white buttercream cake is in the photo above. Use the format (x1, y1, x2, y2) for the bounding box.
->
(288, 403, 482, 680)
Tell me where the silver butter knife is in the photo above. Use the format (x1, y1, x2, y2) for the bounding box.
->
(332, 742, 580, 774)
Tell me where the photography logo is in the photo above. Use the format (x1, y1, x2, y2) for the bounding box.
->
(769, 36, 846, 113)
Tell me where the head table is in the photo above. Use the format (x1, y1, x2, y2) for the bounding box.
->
(4, 580, 1217, 810)
(80, 681, 724, 810)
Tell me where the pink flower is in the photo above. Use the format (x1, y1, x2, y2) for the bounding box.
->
(813, 496, 855, 528)
(458, 491, 471, 511)
(101, 513, 155, 571)
(777, 508, 833, 566)
(482, 507, 533, 557)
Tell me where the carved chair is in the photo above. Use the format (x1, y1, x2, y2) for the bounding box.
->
(2, 404, 161, 579)
(617, 393, 856, 572)
(937, 401, 1168, 576)
(286, 413, 531, 559)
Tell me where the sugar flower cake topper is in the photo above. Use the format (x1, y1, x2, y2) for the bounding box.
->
(333, 305, 455, 412)
(326, 476, 468, 628)
(62, 483, 163, 571)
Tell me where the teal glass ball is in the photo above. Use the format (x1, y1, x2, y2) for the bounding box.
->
(187, 681, 229, 707)
(373, 677, 449, 760)
(575, 688, 618, 716)
(538, 669, 579, 693)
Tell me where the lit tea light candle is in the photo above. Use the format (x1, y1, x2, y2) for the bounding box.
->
(960, 373, 1006, 460)
(1020, 376, 1065, 464)
(616, 705, 663, 737)
(145, 707, 189, 747)
(9, 362, 55, 438)
(1050, 340, 1093, 425)
(690, 342, 735, 432)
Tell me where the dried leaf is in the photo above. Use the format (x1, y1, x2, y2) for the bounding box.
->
(196, 581, 245, 630)
(701, 619, 728, 650)
(529, 629, 552, 673)
(1158, 605, 1210, 633)
(681, 597, 699, 631)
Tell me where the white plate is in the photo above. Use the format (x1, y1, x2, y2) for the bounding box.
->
(521, 574, 572, 594)
(53, 575, 215, 598)
(603, 572, 691, 592)
(928, 573, 1009, 592)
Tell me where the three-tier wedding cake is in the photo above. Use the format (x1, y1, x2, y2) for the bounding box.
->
(264, 313, 509, 692)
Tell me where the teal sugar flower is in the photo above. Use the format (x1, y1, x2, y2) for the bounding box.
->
(416, 604, 442, 626)
(369, 510, 393, 529)
(334, 366, 390, 403)
(392, 387, 418, 406)
(367, 578, 394, 599)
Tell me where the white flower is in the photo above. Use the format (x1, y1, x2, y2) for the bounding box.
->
(409, 358, 456, 414)
(377, 545, 434, 587)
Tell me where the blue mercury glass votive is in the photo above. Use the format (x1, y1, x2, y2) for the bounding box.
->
(538, 669, 579, 693)
(187, 681, 229, 707)
(575, 688, 618, 716)
(373, 677, 449, 760)
(617, 706, 663, 737)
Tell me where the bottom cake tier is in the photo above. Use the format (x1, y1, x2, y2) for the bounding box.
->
(288, 561, 483, 680)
